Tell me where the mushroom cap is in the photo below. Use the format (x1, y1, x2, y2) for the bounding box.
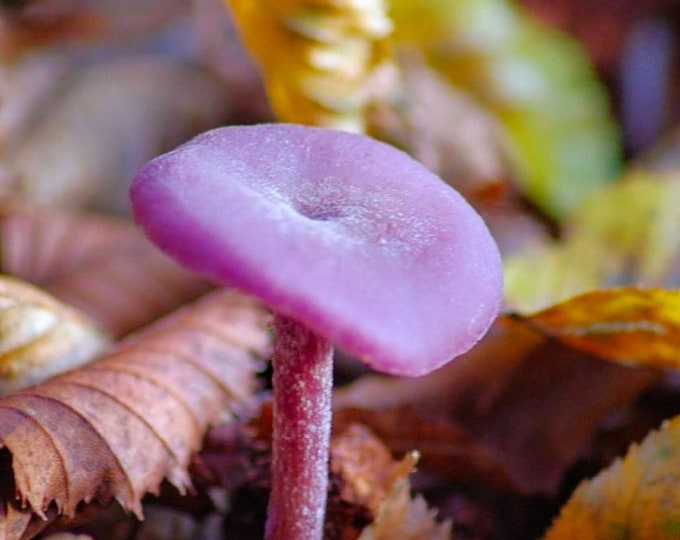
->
(130, 124, 502, 376)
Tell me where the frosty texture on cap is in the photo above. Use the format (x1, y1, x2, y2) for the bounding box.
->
(130, 124, 502, 376)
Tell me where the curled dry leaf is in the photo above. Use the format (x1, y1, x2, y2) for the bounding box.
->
(0, 56, 231, 212)
(330, 424, 418, 515)
(0, 289, 269, 533)
(0, 199, 141, 285)
(544, 414, 680, 540)
(0, 275, 108, 394)
(225, 0, 394, 131)
(48, 246, 214, 339)
(0, 505, 35, 540)
(0, 199, 213, 337)
(357, 482, 449, 540)
(517, 287, 680, 369)
(329, 424, 450, 540)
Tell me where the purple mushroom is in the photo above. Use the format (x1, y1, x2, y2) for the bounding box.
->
(130, 123, 502, 539)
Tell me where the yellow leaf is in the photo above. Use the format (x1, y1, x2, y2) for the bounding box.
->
(545, 414, 680, 540)
(0, 275, 109, 393)
(505, 172, 680, 312)
(517, 288, 680, 369)
(225, 0, 393, 131)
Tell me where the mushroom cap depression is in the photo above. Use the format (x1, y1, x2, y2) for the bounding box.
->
(130, 124, 503, 376)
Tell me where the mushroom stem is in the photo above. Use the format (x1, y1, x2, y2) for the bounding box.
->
(266, 314, 334, 540)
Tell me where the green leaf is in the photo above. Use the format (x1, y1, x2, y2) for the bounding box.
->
(389, 0, 621, 219)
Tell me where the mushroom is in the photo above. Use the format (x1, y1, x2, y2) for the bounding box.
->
(130, 123, 503, 539)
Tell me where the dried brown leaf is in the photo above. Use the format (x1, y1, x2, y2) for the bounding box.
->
(368, 51, 513, 201)
(366, 53, 551, 257)
(460, 332, 658, 493)
(41, 534, 92, 540)
(0, 200, 213, 337)
(45, 533, 92, 540)
(357, 482, 449, 540)
(331, 424, 418, 515)
(329, 424, 450, 540)
(0, 275, 108, 394)
(519, 0, 672, 71)
(190, 422, 268, 494)
(0, 289, 269, 534)
(0, 3, 103, 60)
(207, 407, 448, 539)
(0, 199, 141, 284)
(0, 54, 70, 149)
(335, 320, 660, 494)
(334, 324, 543, 417)
(333, 406, 515, 492)
(0, 501, 34, 540)
(191, 0, 271, 124)
(0, 0, 188, 59)
(48, 246, 214, 339)
(0, 56, 231, 212)
(132, 505, 222, 540)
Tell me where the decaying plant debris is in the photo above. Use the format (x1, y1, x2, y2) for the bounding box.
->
(1, 0, 680, 539)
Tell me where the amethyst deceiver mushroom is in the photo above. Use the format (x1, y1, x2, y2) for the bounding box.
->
(130, 123, 503, 540)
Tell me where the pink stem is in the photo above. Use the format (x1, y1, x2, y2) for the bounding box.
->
(265, 314, 333, 540)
